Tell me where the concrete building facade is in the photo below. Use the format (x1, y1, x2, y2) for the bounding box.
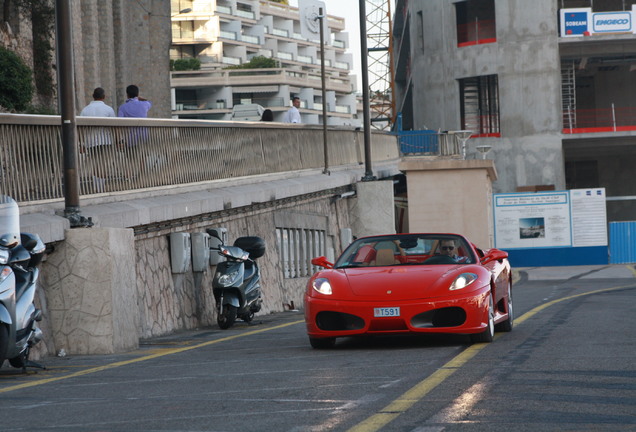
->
(393, 0, 636, 222)
(169, 0, 359, 125)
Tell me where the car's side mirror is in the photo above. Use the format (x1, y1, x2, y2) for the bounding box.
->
(311, 256, 333, 269)
(481, 248, 508, 265)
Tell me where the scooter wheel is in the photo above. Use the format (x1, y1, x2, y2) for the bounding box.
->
(0, 324, 8, 365)
(217, 305, 237, 329)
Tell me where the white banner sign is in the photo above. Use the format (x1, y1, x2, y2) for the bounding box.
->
(299, 0, 328, 42)
(493, 189, 607, 250)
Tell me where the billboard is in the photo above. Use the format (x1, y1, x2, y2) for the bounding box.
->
(560, 7, 635, 36)
(493, 189, 608, 266)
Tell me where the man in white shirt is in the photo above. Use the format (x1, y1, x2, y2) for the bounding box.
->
(79, 87, 116, 193)
(80, 87, 116, 117)
(283, 96, 302, 123)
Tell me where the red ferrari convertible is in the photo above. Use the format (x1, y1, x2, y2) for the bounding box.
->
(304, 233, 513, 348)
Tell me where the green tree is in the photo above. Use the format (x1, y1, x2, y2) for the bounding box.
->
(0, 46, 34, 111)
(16, 0, 55, 106)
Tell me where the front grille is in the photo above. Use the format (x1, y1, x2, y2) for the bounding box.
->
(411, 307, 466, 328)
(316, 311, 365, 331)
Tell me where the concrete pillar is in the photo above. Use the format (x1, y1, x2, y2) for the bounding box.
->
(43, 227, 138, 354)
(399, 159, 497, 248)
(349, 180, 395, 237)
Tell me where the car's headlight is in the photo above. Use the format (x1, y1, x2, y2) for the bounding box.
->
(0, 249, 8, 265)
(218, 270, 240, 287)
(312, 278, 332, 295)
(449, 273, 478, 290)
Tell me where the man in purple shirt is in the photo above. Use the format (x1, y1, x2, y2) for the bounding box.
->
(118, 85, 152, 118)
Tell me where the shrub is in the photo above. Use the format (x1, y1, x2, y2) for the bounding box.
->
(0, 46, 34, 111)
(224, 55, 278, 70)
(172, 58, 201, 71)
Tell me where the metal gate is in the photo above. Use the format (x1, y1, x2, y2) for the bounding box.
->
(609, 221, 636, 264)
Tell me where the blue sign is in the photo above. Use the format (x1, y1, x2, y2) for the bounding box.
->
(563, 11, 589, 36)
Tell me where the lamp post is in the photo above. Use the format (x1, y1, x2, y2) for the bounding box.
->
(55, 0, 92, 227)
(452, 130, 473, 159)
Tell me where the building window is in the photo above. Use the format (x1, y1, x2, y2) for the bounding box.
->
(172, 21, 194, 39)
(455, 0, 496, 47)
(559, 0, 636, 11)
(459, 75, 500, 136)
(276, 228, 326, 279)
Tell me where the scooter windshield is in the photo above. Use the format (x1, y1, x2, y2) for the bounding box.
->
(0, 195, 20, 248)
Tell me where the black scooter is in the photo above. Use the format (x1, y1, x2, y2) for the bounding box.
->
(0, 195, 45, 371)
(207, 230, 265, 329)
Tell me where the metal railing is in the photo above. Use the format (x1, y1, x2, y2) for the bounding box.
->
(563, 105, 636, 132)
(457, 19, 496, 46)
(397, 130, 463, 156)
(0, 115, 399, 204)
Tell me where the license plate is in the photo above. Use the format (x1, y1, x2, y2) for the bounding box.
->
(374, 307, 400, 317)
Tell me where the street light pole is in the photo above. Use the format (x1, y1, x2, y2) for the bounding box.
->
(318, 8, 329, 175)
(359, 0, 375, 181)
(55, 0, 92, 227)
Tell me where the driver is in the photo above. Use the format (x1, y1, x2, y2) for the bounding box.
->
(439, 239, 468, 263)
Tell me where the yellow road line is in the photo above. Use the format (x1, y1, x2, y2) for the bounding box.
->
(347, 284, 633, 432)
(0, 319, 304, 394)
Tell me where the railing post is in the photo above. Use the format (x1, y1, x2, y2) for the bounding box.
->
(612, 103, 616, 131)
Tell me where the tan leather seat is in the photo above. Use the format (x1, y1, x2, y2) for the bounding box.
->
(373, 248, 398, 266)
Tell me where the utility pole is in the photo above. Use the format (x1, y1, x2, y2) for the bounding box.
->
(55, 0, 92, 227)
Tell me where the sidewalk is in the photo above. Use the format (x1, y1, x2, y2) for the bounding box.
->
(514, 264, 636, 281)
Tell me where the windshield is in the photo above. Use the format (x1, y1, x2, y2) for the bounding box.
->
(0, 195, 19, 248)
(335, 234, 476, 268)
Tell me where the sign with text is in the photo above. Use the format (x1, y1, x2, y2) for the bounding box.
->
(560, 8, 636, 36)
(493, 189, 607, 250)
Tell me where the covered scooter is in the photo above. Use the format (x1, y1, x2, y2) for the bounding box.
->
(0, 195, 45, 370)
(207, 230, 265, 329)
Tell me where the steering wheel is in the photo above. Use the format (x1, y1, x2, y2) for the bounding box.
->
(422, 255, 457, 265)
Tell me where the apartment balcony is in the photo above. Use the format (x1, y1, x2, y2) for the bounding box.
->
(219, 31, 261, 46)
(171, 68, 352, 93)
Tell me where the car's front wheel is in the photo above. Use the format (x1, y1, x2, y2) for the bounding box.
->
(471, 296, 494, 343)
(309, 337, 336, 349)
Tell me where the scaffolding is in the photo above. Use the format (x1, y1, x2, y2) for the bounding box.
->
(366, 0, 395, 130)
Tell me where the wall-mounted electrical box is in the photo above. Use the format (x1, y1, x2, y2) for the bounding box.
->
(207, 227, 228, 266)
(191, 232, 210, 273)
(170, 232, 191, 274)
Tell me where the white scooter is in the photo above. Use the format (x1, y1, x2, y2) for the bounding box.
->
(0, 195, 45, 371)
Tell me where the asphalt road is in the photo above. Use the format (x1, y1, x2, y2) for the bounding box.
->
(1, 265, 635, 432)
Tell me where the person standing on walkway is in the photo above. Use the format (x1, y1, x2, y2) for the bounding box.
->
(79, 87, 116, 193)
(118, 85, 152, 178)
(283, 96, 301, 123)
(81, 87, 116, 118)
(118, 84, 152, 118)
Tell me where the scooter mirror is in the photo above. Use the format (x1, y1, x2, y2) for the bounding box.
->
(206, 229, 223, 241)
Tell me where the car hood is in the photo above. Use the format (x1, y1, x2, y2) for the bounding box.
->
(339, 265, 469, 300)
